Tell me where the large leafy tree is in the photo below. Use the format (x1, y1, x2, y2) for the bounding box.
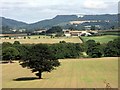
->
(20, 44, 60, 79)
(2, 47, 19, 62)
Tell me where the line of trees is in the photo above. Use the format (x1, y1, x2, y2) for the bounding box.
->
(85, 37, 120, 58)
(2, 38, 120, 61)
(2, 42, 84, 61)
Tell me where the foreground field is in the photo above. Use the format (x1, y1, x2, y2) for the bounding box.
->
(2, 57, 118, 88)
(81, 35, 119, 43)
(1, 36, 82, 44)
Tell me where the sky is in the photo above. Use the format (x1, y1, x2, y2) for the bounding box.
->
(0, 0, 119, 23)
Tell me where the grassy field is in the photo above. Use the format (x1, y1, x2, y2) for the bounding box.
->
(1, 35, 82, 44)
(81, 35, 119, 43)
(2, 57, 118, 88)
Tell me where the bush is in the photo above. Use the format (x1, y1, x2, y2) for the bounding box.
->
(9, 37, 11, 39)
(59, 41, 66, 43)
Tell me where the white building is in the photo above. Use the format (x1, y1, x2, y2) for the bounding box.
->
(63, 30, 97, 37)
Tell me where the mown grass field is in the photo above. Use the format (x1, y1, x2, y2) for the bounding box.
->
(2, 57, 118, 88)
(81, 35, 119, 43)
(1, 35, 82, 44)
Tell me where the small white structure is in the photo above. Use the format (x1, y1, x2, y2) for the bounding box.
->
(63, 30, 97, 37)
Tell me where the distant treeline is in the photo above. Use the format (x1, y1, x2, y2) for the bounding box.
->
(1, 37, 120, 61)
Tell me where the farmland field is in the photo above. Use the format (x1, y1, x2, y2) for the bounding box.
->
(1, 35, 82, 44)
(2, 57, 118, 88)
(81, 35, 119, 43)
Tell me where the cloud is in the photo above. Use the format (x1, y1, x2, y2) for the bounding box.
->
(83, 0, 108, 9)
(1, 0, 119, 23)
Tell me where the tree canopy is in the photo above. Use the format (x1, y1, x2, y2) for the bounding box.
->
(2, 47, 19, 62)
(20, 44, 60, 79)
(85, 40, 103, 58)
(46, 26, 62, 34)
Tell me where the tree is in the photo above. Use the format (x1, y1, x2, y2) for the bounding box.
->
(24, 37, 26, 39)
(59, 41, 66, 43)
(20, 44, 60, 79)
(9, 37, 11, 39)
(46, 26, 62, 34)
(87, 46, 102, 58)
(2, 42, 12, 48)
(2, 47, 19, 62)
(104, 38, 120, 57)
(68, 26, 76, 30)
(85, 40, 103, 58)
(111, 26, 115, 30)
(85, 40, 97, 48)
(13, 41, 20, 45)
(13, 44, 30, 60)
(91, 25, 96, 30)
(49, 43, 82, 59)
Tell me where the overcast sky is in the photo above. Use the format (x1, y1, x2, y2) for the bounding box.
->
(0, 0, 119, 23)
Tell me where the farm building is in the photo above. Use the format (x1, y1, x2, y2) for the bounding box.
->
(63, 30, 98, 37)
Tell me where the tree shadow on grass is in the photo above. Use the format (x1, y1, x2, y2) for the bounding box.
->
(0, 61, 15, 64)
(13, 77, 38, 81)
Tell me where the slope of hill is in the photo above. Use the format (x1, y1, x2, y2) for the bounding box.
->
(26, 15, 78, 29)
(1, 17, 28, 28)
(1, 14, 118, 32)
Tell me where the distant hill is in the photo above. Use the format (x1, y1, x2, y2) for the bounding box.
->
(1, 14, 118, 33)
(1, 17, 28, 28)
(25, 15, 78, 30)
(78, 14, 118, 21)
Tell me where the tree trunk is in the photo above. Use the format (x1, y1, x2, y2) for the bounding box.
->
(9, 59, 13, 63)
(38, 70, 42, 79)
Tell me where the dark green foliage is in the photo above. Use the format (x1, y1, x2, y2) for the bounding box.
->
(85, 40, 103, 58)
(104, 37, 120, 57)
(2, 42, 12, 48)
(87, 46, 102, 58)
(12, 44, 30, 60)
(2, 42, 30, 60)
(50, 43, 83, 59)
(9, 37, 11, 39)
(59, 41, 66, 43)
(28, 37, 30, 39)
(86, 40, 97, 47)
(13, 41, 20, 45)
(2, 47, 19, 61)
(91, 25, 96, 30)
(46, 26, 62, 34)
(24, 37, 26, 39)
(20, 44, 60, 79)
(55, 32, 63, 37)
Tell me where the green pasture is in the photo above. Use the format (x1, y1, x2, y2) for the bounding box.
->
(81, 35, 119, 43)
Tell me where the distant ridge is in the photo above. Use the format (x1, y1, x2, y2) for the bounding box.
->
(1, 14, 118, 31)
(0, 17, 28, 28)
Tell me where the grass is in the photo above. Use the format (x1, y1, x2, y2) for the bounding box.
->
(1, 35, 82, 44)
(81, 35, 119, 44)
(1, 57, 118, 88)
